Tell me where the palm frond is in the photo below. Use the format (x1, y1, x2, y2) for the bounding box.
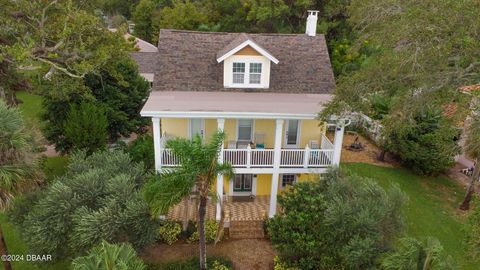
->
(143, 171, 196, 216)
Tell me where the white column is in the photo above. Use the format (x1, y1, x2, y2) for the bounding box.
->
(269, 119, 284, 217)
(152, 117, 162, 172)
(332, 120, 345, 166)
(216, 118, 225, 221)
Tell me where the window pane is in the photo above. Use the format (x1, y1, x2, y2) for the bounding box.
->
(234, 175, 242, 189)
(238, 119, 253, 141)
(287, 120, 299, 145)
(233, 73, 244, 84)
(249, 63, 262, 84)
(249, 74, 261, 84)
(250, 63, 262, 73)
(282, 174, 295, 187)
(243, 175, 252, 189)
(233, 62, 245, 73)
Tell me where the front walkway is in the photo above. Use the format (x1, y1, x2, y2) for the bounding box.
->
(167, 195, 271, 221)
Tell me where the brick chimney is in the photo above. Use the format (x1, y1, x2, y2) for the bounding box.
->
(305, 10, 319, 37)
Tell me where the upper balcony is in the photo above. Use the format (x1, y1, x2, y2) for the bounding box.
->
(158, 134, 335, 174)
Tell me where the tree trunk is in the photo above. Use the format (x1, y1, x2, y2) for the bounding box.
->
(182, 197, 189, 231)
(377, 149, 386, 161)
(0, 225, 12, 270)
(460, 162, 480, 210)
(198, 196, 207, 270)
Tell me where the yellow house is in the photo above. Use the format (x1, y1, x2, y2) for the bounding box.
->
(138, 11, 347, 220)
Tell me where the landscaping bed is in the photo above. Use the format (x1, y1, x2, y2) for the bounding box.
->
(142, 239, 276, 270)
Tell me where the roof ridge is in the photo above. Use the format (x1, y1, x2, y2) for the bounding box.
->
(159, 28, 321, 37)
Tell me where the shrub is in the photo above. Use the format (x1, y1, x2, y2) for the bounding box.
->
(274, 256, 299, 270)
(382, 105, 460, 175)
(14, 151, 157, 259)
(188, 220, 218, 243)
(267, 169, 406, 270)
(211, 260, 230, 270)
(64, 102, 108, 155)
(127, 135, 154, 171)
(72, 240, 146, 270)
(158, 221, 182, 245)
(42, 57, 149, 154)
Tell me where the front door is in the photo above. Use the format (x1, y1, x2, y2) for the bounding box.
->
(189, 119, 205, 140)
(284, 120, 300, 148)
(233, 174, 252, 192)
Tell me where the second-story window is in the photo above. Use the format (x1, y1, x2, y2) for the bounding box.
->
(232, 62, 245, 84)
(249, 63, 262, 84)
(237, 119, 253, 141)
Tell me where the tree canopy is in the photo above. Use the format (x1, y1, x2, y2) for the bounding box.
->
(9, 151, 157, 259)
(267, 169, 406, 269)
(326, 0, 480, 117)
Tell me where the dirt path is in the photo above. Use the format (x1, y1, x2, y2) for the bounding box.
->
(141, 239, 276, 270)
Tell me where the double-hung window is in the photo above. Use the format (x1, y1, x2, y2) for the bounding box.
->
(237, 119, 253, 142)
(232, 62, 245, 84)
(232, 62, 262, 86)
(249, 63, 262, 84)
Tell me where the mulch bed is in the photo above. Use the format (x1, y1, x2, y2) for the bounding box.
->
(141, 239, 276, 270)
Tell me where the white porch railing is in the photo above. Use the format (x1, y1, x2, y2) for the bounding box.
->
(321, 133, 334, 149)
(159, 144, 334, 168)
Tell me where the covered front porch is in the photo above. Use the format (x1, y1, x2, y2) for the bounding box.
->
(167, 195, 272, 221)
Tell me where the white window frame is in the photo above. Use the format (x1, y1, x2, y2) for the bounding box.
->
(224, 55, 271, 88)
(231, 61, 262, 86)
(236, 119, 255, 142)
(232, 62, 246, 84)
(249, 62, 262, 84)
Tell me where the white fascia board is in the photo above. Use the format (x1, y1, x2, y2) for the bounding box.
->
(216, 40, 279, 64)
(140, 110, 316, 120)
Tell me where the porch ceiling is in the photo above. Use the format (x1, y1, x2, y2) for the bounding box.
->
(140, 91, 332, 119)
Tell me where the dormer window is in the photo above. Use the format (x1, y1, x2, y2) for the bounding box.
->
(249, 63, 262, 84)
(217, 33, 278, 89)
(232, 62, 245, 84)
(231, 62, 263, 86)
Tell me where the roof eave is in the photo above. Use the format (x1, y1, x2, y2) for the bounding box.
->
(140, 110, 316, 120)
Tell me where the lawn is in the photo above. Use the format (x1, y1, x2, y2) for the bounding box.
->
(344, 163, 476, 270)
(16, 91, 43, 125)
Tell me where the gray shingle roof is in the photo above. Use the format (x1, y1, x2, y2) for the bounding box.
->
(136, 29, 335, 94)
(130, 52, 158, 73)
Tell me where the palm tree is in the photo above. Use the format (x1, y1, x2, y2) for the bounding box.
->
(144, 130, 233, 270)
(381, 237, 454, 270)
(0, 100, 40, 270)
(72, 240, 146, 270)
(460, 113, 480, 210)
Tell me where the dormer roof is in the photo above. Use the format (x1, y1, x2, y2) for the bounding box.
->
(216, 33, 279, 64)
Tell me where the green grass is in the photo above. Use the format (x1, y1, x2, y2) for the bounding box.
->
(16, 91, 43, 125)
(0, 214, 70, 270)
(344, 163, 476, 270)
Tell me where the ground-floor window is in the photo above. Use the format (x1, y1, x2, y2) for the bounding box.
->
(233, 174, 253, 192)
(281, 174, 297, 188)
